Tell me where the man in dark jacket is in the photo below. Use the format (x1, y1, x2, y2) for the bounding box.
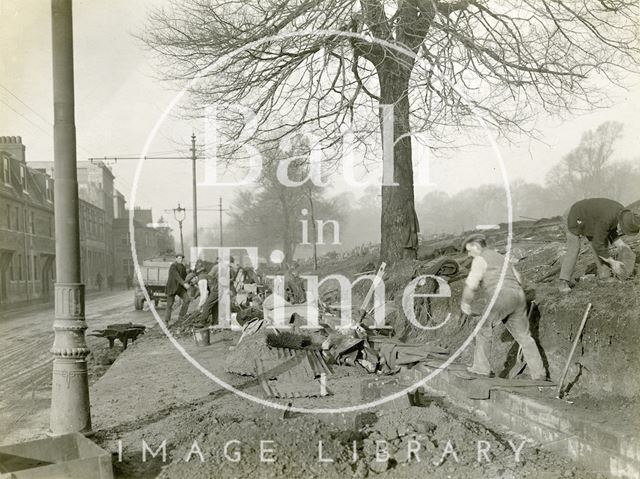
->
(559, 198, 640, 292)
(165, 253, 190, 324)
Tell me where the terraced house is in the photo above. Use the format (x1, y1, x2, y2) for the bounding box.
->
(1, 136, 175, 307)
(0, 136, 56, 308)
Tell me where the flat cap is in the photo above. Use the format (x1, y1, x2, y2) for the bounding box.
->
(619, 209, 640, 235)
(460, 233, 487, 252)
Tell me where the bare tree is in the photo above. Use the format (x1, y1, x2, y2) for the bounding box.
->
(228, 147, 340, 263)
(605, 160, 640, 205)
(545, 121, 626, 202)
(143, 0, 640, 263)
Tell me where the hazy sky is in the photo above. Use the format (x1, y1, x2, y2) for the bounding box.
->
(2, 0, 640, 238)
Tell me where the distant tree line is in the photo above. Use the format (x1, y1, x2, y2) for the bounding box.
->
(221, 121, 639, 254)
(415, 121, 640, 236)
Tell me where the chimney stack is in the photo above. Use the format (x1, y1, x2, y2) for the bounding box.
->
(0, 136, 26, 163)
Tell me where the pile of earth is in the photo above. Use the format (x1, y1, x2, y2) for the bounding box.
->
(145, 399, 603, 479)
(377, 219, 640, 401)
(87, 343, 122, 386)
(303, 214, 639, 401)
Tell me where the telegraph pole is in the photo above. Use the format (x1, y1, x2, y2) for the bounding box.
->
(191, 133, 198, 248)
(219, 197, 223, 247)
(49, 0, 92, 435)
(89, 134, 201, 252)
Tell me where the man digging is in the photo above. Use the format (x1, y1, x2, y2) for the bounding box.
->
(559, 198, 640, 293)
(460, 234, 546, 380)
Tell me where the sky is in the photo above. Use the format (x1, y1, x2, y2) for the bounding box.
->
(2, 0, 640, 241)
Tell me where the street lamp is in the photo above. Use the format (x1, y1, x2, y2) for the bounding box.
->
(173, 203, 186, 254)
(49, 0, 91, 435)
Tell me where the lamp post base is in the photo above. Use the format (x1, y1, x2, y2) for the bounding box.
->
(49, 358, 92, 435)
(49, 282, 92, 436)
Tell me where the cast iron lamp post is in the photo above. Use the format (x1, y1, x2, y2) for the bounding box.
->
(49, 0, 91, 435)
(173, 204, 186, 254)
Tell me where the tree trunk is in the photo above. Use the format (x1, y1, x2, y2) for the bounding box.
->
(378, 64, 419, 264)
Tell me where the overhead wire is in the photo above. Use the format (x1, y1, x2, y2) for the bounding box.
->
(0, 98, 52, 137)
(0, 86, 160, 205)
(0, 83, 52, 126)
(0, 94, 94, 159)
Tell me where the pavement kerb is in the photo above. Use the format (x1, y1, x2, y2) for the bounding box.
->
(400, 364, 640, 478)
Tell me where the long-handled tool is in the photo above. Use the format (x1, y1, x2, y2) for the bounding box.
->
(556, 303, 592, 399)
(358, 262, 386, 323)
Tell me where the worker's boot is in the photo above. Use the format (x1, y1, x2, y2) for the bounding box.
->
(558, 279, 571, 294)
(597, 264, 612, 280)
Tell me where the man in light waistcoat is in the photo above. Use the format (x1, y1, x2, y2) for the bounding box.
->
(460, 233, 546, 380)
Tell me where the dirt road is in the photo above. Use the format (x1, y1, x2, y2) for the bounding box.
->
(0, 290, 157, 445)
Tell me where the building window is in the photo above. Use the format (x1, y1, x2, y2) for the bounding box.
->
(20, 165, 26, 190)
(48, 217, 53, 237)
(14, 206, 19, 230)
(45, 179, 53, 201)
(9, 257, 14, 280)
(2, 156, 9, 185)
(17, 254, 23, 280)
(23, 209, 28, 232)
(29, 211, 35, 234)
(6, 205, 10, 229)
(34, 256, 39, 280)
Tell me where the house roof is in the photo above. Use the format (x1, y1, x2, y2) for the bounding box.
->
(0, 151, 53, 211)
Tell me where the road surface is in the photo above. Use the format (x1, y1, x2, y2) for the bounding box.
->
(0, 289, 156, 445)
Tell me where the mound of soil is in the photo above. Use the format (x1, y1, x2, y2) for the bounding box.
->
(385, 235, 640, 401)
(150, 400, 601, 479)
(87, 342, 125, 386)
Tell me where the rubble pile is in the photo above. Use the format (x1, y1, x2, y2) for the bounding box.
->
(189, 211, 638, 406)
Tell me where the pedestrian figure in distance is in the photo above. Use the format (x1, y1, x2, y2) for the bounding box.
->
(165, 253, 190, 325)
(96, 272, 103, 291)
(126, 274, 133, 290)
(460, 233, 546, 380)
(559, 198, 639, 293)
